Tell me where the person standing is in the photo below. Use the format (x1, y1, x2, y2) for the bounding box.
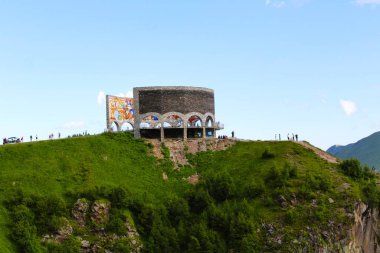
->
(36, 135, 38, 141)
(232, 131, 235, 138)
(295, 134, 298, 142)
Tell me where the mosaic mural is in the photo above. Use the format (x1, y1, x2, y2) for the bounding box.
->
(141, 115, 160, 128)
(107, 96, 134, 127)
(188, 115, 202, 127)
(164, 114, 183, 127)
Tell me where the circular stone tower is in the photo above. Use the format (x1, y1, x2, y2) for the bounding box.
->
(133, 86, 223, 140)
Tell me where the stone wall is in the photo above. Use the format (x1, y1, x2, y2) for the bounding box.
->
(136, 86, 215, 115)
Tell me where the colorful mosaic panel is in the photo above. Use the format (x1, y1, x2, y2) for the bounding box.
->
(108, 96, 134, 125)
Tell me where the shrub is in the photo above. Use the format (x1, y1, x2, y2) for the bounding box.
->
(167, 197, 189, 226)
(361, 181, 380, 208)
(107, 209, 128, 235)
(205, 172, 235, 202)
(339, 159, 363, 179)
(262, 149, 275, 159)
(113, 238, 131, 253)
(244, 181, 265, 199)
(109, 186, 130, 209)
(160, 143, 171, 160)
(265, 166, 288, 188)
(186, 188, 213, 213)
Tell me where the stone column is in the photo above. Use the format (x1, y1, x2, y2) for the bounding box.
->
(202, 126, 206, 139)
(160, 127, 164, 142)
(184, 126, 187, 141)
(133, 88, 141, 138)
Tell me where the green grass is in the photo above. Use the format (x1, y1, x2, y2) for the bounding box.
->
(0, 132, 189, 252)
(0, 134, 372, 252)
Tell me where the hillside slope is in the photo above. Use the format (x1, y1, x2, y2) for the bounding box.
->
(327, 131, 380, 169)
(0, 133, 378, 252)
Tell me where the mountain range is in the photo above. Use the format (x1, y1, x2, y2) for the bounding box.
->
(327, 131, 380, 169)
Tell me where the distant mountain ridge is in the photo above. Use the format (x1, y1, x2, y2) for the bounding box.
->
(327, 131, 380, 169)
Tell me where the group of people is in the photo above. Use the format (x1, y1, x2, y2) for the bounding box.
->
(288, 133, 299, 142)
(30, 135, 38, 142)
(2, 131, 95, 145)
(218, 131, 235, 140)
(275, 133, 299, 142)
(48, 133, 61, 140)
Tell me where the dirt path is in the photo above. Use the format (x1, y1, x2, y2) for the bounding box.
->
(297, 141, 339, 164)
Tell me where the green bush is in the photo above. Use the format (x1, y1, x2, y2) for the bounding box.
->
(340, 159, 363, 179)
(107, 209, 128, 235)
(167, 197, 189, 227)
(205, 172, 235, 202)
(262, 148, 275, 159)
(265, 166, 288, 188)
(186, 188, 213, 213)
(244, 181, 265, 199)
(109, 186, 130, 209)
(361, 181, 380, 208)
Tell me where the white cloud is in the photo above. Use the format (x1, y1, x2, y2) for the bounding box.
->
(97, 91, 106, 105)
(356, 0, 380, 5)
(265, 0, 286, 8)
(340, 100, 358, 116)
(63, 121, 85, 129)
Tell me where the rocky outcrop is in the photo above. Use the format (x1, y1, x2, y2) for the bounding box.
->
(147, 139, 235, 167)
(91, 200, 111, 231)
(42, 198, 143, 252)
(125, 218, 143, 253)
(346, 202, 380, 253)
(41, 218, 73, 243)
(72, 198, 89, 227)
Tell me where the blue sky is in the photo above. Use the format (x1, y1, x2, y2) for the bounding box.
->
(1, 0, 380, 150)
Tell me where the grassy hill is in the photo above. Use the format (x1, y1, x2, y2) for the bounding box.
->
(327, 131, 380, 169)
(0, 133, 376, 252)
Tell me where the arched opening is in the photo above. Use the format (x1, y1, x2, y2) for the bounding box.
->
(163, 114, 184, 139)
(139, 115, 161, 139)
(187, 115, 203, 138)
(163, 115, 183, 128)
(205, 116, 215, 138)
(187, 115, 202, 127)
(140, 115, 160, 129)
(110, 121, 119, 132)
(206, 116, 214, 128)
(121, 122, 134, 132)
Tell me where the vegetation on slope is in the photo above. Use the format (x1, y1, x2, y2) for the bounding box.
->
(327, 131, 380, 169)
(0, 132, 378, 252)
